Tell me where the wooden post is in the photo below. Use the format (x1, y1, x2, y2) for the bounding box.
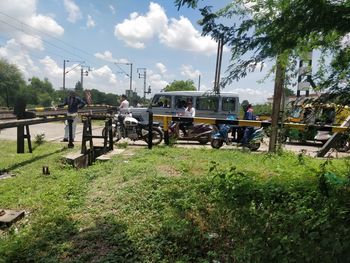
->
(68, 118, 74, 148)
(148, 110, 153, 149)
(164, 116, 169, 145)
(17, 125, 25, 153)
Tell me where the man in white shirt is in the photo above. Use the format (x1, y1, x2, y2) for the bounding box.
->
(180, 100, 195, 136)
(119, 94, 129, 110)
(184, 100, 196, 117)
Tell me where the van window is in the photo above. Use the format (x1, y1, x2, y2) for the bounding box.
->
(196, 97, 218, 111)
(151, 95, 171, 108)
(222, 97, 237, 111)
(175, 96, 192, 109)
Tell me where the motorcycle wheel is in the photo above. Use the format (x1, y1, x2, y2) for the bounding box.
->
(198, 135, 210, 145)
(102, 127, 120, 142)
(144, 127, 164, 145)
(248, 142, 261, 151)
(211, 139, 223, 149)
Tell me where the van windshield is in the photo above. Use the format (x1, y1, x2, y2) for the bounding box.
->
(151, 95, 171, 108)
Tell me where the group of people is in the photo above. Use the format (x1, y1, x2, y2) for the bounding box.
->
(178, 99, 255, 145)
(59, 92, 129, 142)
(59, 91, 255, 146)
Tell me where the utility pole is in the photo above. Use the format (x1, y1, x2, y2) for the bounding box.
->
(63, 60, 85, 90)
(63, 59, 69, 90)
(80, 65, 90, 90)
(137, 68, 148, 100)
(214, 36, 224, 94)
(198, 75, 201, 91)
(129, 63, 133, 92)
(269, 54, 287, 153)
(114, 62, 133, 95)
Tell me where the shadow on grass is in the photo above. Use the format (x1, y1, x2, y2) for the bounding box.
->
(1, 215, 142, 262)
(4, 148, 66, 172)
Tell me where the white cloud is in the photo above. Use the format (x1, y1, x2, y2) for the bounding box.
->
(180, 64, 201, 79)
(114, 2, 168, 49)
(0, 39, 40, 77)
(109, 4, 116, 15)
(39, 56, 122, 92)
(40, 56, 63, 78)
(160, 16, 217, 55)
(17, 33, 44, 50)
(148, 72, 168, 93)
(94, 51, 130, 64)
(29, 14, 64, 36)
(230, 87, 273, 104)
(114, 2, 218, 54)
(64, 0, 82, 23)
(0, 0, 64, 40)
(86, 15, 96, 28)
(156, 62, 167, 74)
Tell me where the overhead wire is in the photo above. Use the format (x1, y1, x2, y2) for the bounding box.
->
(0, 11, 133, 91)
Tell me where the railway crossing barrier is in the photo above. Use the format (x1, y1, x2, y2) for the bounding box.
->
(152, 113, 350, 156)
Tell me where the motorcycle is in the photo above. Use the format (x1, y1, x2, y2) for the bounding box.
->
(102, 112, 163, 145)
(211, 121, 264, 151)
(169, 121, 214, 144)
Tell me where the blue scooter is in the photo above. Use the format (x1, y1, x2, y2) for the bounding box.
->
(211, 114, 264, 151)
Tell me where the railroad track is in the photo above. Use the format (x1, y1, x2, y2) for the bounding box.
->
(0, 105, 117, 120)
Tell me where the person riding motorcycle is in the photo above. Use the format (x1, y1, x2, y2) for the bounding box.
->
(179, 100, 195, 136)
(241, 104, 255, 146)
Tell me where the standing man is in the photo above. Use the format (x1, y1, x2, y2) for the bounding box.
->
(59, 91, 86, 143)
(119, 94, 129, 110)
(241, 104, 255, 146)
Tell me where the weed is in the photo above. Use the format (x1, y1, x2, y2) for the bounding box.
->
(34, 133, 46, 145)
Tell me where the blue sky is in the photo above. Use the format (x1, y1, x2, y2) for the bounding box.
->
(0, 0, 275, 103)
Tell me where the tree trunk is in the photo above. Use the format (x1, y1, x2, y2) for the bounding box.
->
(269, 55, 287, 153)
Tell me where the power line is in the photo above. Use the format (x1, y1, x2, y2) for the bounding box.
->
(0, 11, 94, 59)
(0, 11, 134, 90)
(0, 11, 133, 71)
(0, 18, 87, 62)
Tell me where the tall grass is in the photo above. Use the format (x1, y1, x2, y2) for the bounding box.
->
(0, 141, 349, 262)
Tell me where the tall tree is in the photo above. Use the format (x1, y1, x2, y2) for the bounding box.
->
(164, 80, 196, 92)
(175, 0, 350, 151)
(0, 59, 25, 107)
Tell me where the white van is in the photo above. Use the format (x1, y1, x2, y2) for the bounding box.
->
(150, 91, 240, 119)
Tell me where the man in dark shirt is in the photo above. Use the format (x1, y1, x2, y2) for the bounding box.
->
(59, 91, 86, 142)
(241, 104, 255, 146)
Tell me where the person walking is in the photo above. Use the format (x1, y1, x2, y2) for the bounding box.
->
(59, 91, 86, 142)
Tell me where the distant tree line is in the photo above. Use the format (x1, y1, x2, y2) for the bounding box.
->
(0, 59, 145, 108)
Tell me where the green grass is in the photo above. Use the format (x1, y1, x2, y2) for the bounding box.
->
(0, 140, 349, 262)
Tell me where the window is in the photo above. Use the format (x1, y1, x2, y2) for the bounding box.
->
(222, 97, 236, 111)
(151, 95, 171, 108)
(175, 96, 193, 109)
(196, 97, 218, 111)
